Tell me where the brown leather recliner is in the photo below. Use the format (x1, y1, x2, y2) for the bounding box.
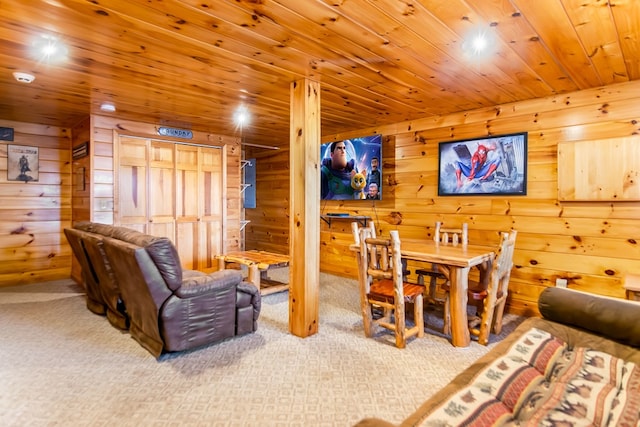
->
(68, 222, 129, 330)
(64, 227, 106, 316)
(81, 232, 129, 330)
(100, 228, 261, 358)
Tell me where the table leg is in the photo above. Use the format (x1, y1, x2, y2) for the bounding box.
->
(449, 266, 471, 347)
(247, 264, 261, 289)
(217, 256, 226, 271)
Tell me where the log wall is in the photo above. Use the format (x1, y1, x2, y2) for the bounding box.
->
(0, 119, 72, 286)
(245, 80, 640, 316)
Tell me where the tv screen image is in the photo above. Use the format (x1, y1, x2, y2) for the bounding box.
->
(320, 134, 382, 200)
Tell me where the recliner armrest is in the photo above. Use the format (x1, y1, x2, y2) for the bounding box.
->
(237, 281, 262, 316)
(235, 281, 261, 335)
(237, 280, 260, 296)
(174, 269, 243, 298)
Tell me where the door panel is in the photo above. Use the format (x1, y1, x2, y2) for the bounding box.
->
(149, 142, 175, 240)
(118, 137, 148, 232)
(175, 145, 199, 269)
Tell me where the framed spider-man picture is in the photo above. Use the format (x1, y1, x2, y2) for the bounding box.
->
(438, 132, 527, 196)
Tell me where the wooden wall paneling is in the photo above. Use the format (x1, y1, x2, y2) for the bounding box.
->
(0, 119, 72, 287)
(223, 142, 241, 253)
(244, 147, 291, 252)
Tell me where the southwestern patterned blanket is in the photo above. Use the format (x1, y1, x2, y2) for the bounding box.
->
(419, 327, 640, 426)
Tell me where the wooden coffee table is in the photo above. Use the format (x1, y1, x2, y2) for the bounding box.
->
(216, 250, 289, 295)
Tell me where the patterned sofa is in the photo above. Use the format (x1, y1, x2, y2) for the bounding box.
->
(64, 222, 261, 358)
(356, 287, 640, 426)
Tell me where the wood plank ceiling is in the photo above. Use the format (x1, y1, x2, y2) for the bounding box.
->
(0, 0, 638, 147)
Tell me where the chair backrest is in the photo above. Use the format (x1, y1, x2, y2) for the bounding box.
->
(358, 228, 403, 296)
(488, 230, 517, 297)
(434, 222, 468, 246)
(351, 220, 376, 246)
(478, 230, 518, 301)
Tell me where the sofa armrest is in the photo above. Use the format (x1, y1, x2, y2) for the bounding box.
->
(237, 281, 262, 314)
(538, 287, 640, 348)
(174, 269, 243, 298)
(235, 281, 261, 335)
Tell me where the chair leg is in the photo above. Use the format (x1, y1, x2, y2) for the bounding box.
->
(491, 299, 507, 335)
(414, 295, 424, 338)
(395, 305, 407, 349)
(362, 300, 375, 338)
(478, 296, 495, 346)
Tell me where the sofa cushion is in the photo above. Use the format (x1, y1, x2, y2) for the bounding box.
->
(539, 287, 640, 348)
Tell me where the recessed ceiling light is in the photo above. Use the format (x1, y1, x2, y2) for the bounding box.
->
(13, 72, 35, 83)
(234, 105, 250, 128)
(32, 34, 68, 63)
(100, 102, 116, 112)
(471, 34, 488, 53)
(462, 25, 496, 59)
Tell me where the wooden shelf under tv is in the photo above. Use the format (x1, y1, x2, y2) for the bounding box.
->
(320, 215, 371, 228)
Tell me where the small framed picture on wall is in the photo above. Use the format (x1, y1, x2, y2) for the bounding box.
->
(8, 145, 39, 182)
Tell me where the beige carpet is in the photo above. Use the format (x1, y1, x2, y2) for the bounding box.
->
(0, 271, 524, 426)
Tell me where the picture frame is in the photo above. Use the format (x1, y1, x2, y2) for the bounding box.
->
(8, 145, 39, 182)
(438, 132, 527, 196)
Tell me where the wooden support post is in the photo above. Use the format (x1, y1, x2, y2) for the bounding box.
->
(288, 78, 321, 337)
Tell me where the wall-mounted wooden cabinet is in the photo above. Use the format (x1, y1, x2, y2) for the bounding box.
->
(557, 136, 640, 201)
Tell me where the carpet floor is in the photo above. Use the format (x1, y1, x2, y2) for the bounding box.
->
(0, 271, 524, 426)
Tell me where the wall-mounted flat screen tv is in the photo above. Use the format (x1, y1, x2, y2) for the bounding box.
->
(321, 134, 382, 200)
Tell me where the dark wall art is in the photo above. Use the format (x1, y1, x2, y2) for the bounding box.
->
(8, 145, 39, 182)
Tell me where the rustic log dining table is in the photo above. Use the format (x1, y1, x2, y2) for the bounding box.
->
(351, 239, 496, 347)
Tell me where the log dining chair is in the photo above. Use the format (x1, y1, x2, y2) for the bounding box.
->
(467, 230, 517, 345)
(415, 222, 469, 304)
(443, 230, 518, 345)
(351, 221, 410, 280)
(356, 227, 425, 348)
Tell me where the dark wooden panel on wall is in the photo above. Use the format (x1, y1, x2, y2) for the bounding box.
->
(248, 80, 640, 317)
